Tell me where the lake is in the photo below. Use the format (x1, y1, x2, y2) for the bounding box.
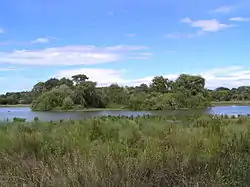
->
(0, 106, 250, 121)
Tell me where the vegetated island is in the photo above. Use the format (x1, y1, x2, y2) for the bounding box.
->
(0, 73, 250, 111)
(0, 74, 213, 111)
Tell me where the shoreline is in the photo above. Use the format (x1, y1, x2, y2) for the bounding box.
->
(31, 107, 130, 112)
(52, 108, 129, 112)
(0, 104, 31, 107)
(211, 101, 250, 106)
(1, 102, 250, 111)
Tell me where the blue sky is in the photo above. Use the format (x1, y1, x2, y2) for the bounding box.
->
(0, 0, 250, 93)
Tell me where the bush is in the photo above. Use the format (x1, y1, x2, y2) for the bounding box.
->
(62, 96, 74, 110)
(12, 117, 26, 122)
(34, 117, 39, 121)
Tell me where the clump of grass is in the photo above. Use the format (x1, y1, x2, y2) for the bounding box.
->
(12, 117, 26, 122)
(0, 115, 250, 186)
(34, 117, 39, 121)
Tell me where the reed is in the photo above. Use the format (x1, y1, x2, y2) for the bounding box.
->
(0, 115, 249, 186)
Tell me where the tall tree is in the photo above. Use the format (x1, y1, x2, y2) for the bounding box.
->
(150, 76, 170, 93)
(58, 78, 74, 88)
(174, 74, 205, 96)
(44, 78, 60, 91)
(72, 74, 89, 85)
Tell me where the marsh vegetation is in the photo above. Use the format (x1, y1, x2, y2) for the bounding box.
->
(0, 115, 250, 186)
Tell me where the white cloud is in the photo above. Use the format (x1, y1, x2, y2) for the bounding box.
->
(164, 31, 204, 39)
(126, 33, 136, 37)
(180, 66, 250, 89)
(181, 17, 233, 32)
(54, 66, 250, 89)
(212, 6, 235, 13)
(136, 66, 250, 89)
(229, 17, 250, 22)
(0, 28, 4, 34)
(0, 67, 16, 71)
(31, 37, 54, 44)
(56, 68, 126, 86)
(0, 45, 149, 66)
(104, 45, 147, 51)
(3, 66, 249, 93)
(165, 17, 233, 39)
(55, 68, 162, 87)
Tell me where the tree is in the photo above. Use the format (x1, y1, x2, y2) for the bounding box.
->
(44, 78, 60, 92)
(174, 74, 205, 96)
(150, 76, 170, 93)
(6, 72, 231, 111)
(129, 93, 147, 110)
(215, 87, 230, 91)
(62, 96, 74, 110)
(134, 83, 149, 93)
(72, 74, 89, 85)
(103, 84, 130, 106)
(58, 78, 74, 88)
(32, 82, 45, 93)
(31, 85, 73, 111)
(212, 90, 231, 101)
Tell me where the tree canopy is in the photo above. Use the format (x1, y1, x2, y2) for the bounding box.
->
(1, 73, 250, 111)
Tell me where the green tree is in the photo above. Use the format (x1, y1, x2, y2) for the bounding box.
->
(58, 78, 74, 88)
(129, 93, 147, 110)
(32, 82, 45, 93)
(174, 74, 205, 96)
(150, 76, 170, 93)
(134, 83, 149, 93)
(32, 85, 73, 111)
(72, 74, 89, 85)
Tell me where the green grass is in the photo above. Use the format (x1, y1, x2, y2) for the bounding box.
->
(32, 104, 129, 112)
(0, 104, 31, 108)
(212, 100, 250, 106)
(52, 107, 129, 112)
(0, 115, 250, 186)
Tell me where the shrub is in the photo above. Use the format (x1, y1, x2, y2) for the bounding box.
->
(62, 96, 74, 110)
(12, 117, 26, 122)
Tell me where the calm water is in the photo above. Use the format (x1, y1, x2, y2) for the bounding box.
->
(0, 106, 250, 121)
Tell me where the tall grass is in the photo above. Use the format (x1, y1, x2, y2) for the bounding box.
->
(0, 115, 250, 186)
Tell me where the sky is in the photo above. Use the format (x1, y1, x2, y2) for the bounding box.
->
(0, 0, 250, 93)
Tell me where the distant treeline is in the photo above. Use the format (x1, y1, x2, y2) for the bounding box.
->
(0, 74, 249, 111)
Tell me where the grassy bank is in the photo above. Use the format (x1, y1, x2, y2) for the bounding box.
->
(1, 115, 250, 186)
(212, 100, 250, 106)
(0, 103, 127, 112)
(0, 104, 31, 108)
(51, 107, 129, 112)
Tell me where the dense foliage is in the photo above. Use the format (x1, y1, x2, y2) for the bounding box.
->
(2, 74, 210, 111)
(1, 73, 250, 111)
(1, 115, 250, 186)
(209, 86, 250, 101)
(0, 91, 32, 105)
